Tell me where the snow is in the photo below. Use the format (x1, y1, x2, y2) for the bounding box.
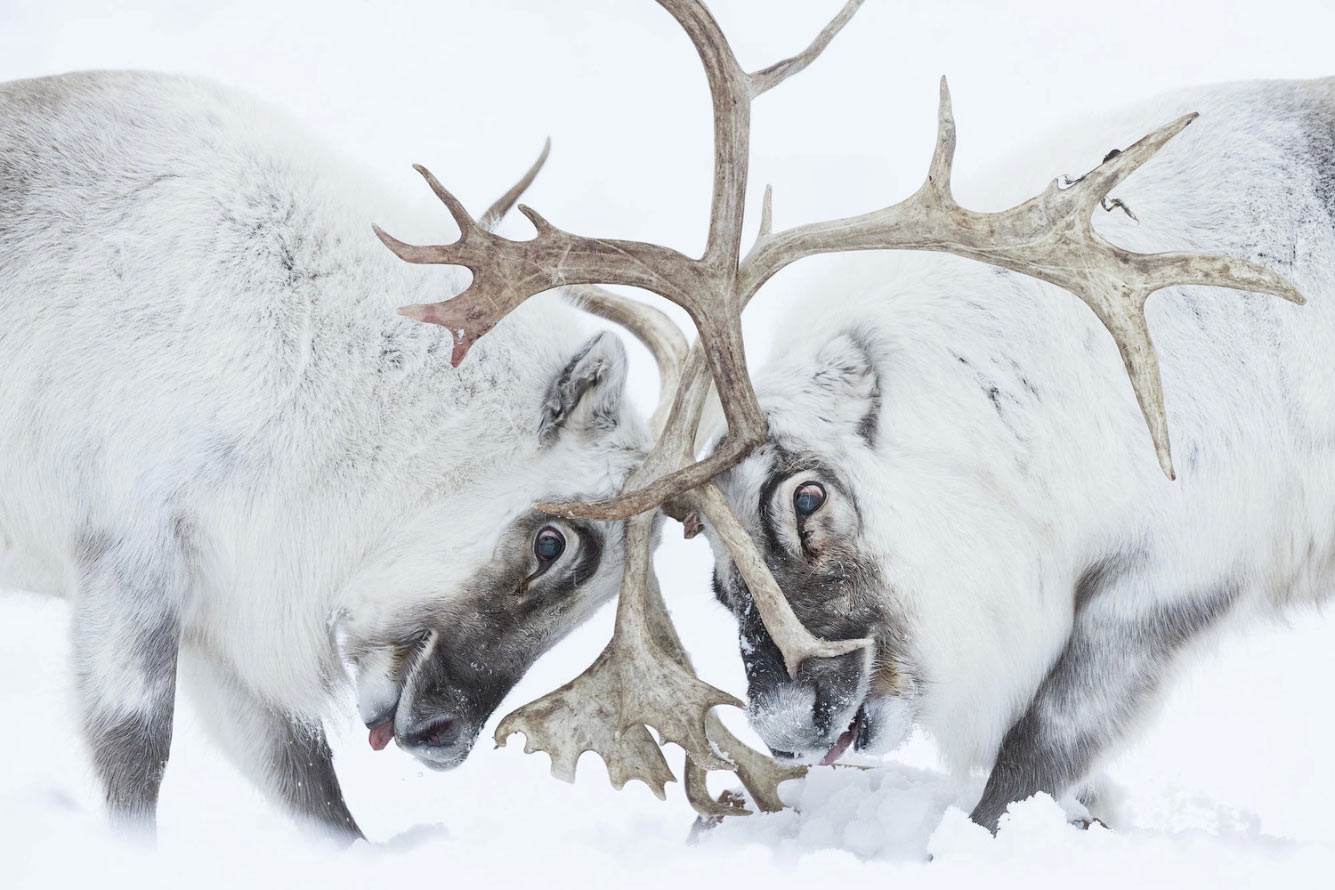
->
(7, 580, 1335, 887)
(4, 0, 1335, 887)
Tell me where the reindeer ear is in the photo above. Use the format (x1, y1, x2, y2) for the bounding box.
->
(810, 332, 881, 448)
(538, 332, 630, 444)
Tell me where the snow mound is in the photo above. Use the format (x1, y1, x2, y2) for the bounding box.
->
(703, 761, 981, 860)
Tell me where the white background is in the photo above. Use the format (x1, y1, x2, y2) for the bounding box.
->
(3, 1, 1335, 887)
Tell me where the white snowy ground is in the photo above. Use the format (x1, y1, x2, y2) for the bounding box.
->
(3, 0, 1335, 887)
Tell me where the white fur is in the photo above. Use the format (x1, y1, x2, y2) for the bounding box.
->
(0, 72, 642, 759)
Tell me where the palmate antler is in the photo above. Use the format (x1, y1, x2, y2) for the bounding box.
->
(377, 0, 1305, 816)
(497, 279, 808, 815)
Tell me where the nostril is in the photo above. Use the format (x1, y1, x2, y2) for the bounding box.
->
(405, 714, 462, 749)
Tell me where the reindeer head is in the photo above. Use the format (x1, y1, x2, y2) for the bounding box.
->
(376, 0, 1302, 811)
(334, 150, 669, 771)
(337, 325, 647, 770)
(702, 330, 924, 764)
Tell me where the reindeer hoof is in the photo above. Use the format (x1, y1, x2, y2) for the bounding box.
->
(1070, 815, 1108, 831)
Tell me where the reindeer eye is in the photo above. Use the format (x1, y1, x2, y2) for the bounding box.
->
(534, 527, 566, 564)
(793, 482, 826, 518)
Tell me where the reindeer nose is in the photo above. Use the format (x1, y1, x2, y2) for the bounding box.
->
(401, 714, 463, 751)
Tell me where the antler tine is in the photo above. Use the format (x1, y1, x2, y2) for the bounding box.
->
(758, 184, 774, 239)
(703, 711, 806, 812)
(536, 438, 747, 520)
(697, 483, 871, 671)
(748, 0, 864, 98)
(413, 163, 480, 234)
(494, 644, 677, 797)
(480, 138, 552, 230)
(927, 76, 957, 196)
(683, 709, 808, 818)
(565, 284, 688, 435)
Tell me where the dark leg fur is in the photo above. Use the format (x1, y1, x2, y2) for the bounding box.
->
(70, 536, 184, 835)
(267, 717, 362, 841)
(970, 559, 1238, 831)
(181, 650, 362, 841)
(85, 678, 176, 828)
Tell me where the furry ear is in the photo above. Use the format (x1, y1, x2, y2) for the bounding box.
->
(537, 332, 630, 444)
(810, 332, 881, 447)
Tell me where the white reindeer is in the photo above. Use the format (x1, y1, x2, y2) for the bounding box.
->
(701, 76, 1335, 829)
(0, 70, 650, 839)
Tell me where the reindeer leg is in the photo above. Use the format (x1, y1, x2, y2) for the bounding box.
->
(181, 650, 362, 841)
(69, 533, 185, 836)
(970, 562, 1239, 832)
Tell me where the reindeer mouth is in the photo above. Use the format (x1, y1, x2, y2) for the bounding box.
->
(819, 704, 868, 765)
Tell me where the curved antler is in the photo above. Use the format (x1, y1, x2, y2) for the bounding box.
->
(734, 80, 1303, 478)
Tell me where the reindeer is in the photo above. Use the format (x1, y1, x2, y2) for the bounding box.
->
(0, 70, 672, 839)
(375, 0, 1316, 834)
(701, 73, 1335, 830)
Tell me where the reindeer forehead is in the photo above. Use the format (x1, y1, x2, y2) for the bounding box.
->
(714, 447, 777, 533)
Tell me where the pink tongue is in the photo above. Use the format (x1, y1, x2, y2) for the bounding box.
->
(368, 720, 395, 751)
(819, 727, 856, 766)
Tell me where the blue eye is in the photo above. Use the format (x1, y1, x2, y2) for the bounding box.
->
(793, 482, 826, 518)
(534, 527, 566, 563)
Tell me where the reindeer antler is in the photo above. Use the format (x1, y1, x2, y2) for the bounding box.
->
(435, 69, 847, 814)
(733, 79, 1303, 479)
(381, 0, 1305, 817)
(376, 0, 864, 490)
